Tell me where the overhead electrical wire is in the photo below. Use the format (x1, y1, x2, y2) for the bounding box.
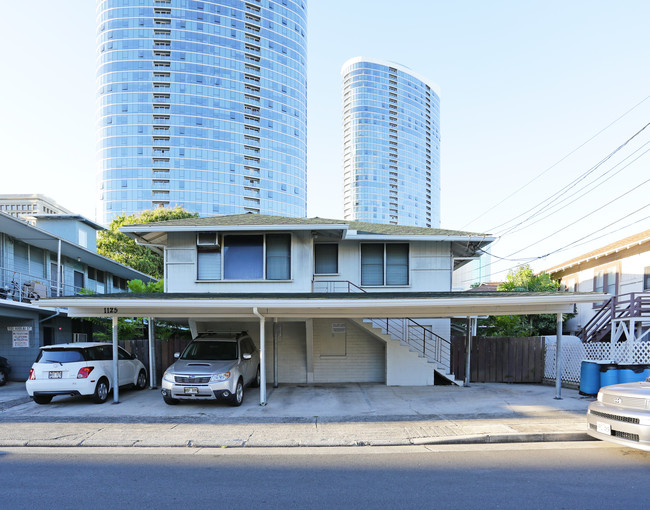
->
(490, 122, 650, 236)
(460, 95, 650, 231)
(467, 203, 650, 284)
(497, 143, 650, 237)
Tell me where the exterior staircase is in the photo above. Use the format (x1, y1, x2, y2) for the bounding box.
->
(313, 279, 463, 385)
(579, 292, 650, 343)
(353, 318, 463, 386)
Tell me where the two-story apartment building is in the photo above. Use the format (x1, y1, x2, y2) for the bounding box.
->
(41, 213, 605, 404)
(0, 211, 155, 380)
(545, 228, 650, 345)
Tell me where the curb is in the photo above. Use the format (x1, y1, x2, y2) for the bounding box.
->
(0, 432, 594, 449)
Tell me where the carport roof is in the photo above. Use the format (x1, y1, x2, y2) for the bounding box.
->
(38, 291, 607, 319)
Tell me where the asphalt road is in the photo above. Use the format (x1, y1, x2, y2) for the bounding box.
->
(2, 442, 648, 509)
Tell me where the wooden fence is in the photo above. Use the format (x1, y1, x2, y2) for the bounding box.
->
(451, 336, 545, 383)
(120, 336, 193, 384)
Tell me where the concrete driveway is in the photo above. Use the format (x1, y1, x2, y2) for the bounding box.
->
(1, 381, 592, 423)
(0, 381, 596, 447)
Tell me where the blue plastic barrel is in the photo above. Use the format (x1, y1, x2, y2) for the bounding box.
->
(600, 363, 619, 387)
(580, 361, 601, 396)
(619, 364, 648, 383)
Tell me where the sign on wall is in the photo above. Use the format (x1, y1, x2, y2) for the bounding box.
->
(8, 326, 32, 348)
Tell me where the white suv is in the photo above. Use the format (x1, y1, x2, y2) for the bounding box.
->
(26, 342, 147, 404)
(161, 332, 260, 406)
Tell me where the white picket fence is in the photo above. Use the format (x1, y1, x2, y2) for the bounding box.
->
(544, 335, 650, 386)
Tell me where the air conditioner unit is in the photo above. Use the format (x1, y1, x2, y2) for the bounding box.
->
(197, 232, 219, 247)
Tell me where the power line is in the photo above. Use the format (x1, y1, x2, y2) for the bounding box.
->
(491, 122, 650, 236)
(463, 203, 650, 285)
(460, 95, 650, 230)
(498, 143, 650, 238)
(505, 174, 650, 260)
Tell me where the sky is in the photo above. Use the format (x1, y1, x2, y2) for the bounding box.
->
(1, 1, 649, 281)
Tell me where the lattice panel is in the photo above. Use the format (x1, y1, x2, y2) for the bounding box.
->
(544, 339, 650, 385)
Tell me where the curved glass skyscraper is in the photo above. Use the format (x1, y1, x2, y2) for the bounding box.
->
(341, 57, 441, 228)
(97, 0, 307, 223)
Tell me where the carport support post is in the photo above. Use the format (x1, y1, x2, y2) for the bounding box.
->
(148, 317, 156, 389)
(555, 312, 563, 400)
(253, 307, 267, 406)
(112, 316, 119, 404)
(273, 319, 279, 388)
(464, 316, 473, 387)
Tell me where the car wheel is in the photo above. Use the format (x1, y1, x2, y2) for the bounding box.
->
(0, 369, 6, 386)
(135, 369, 147, 390)
(92, 378, 110, 404)
(250, 365, 260, 388)
(230, 378, 244, 406)
(33, 395, 52, 405)
(163, 395, 179, 405)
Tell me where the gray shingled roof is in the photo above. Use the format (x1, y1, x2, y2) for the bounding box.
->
(128, 213, 488, 237)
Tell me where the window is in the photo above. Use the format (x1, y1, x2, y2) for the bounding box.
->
(266, 234, 291, 280)
(198, 234, 291, 281)
(594, 265, 618, 305)
(314, 244, 338, 274)
(73, 271, 84, 291)
(224, 235, 263, 279)
(197, 247, 221, 280)
(644, 267, 650, 291)
(361, 243, 409, 286)
(113, 276, 128, 291)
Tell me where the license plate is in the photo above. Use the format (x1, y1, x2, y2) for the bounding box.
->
(596, 421, 611, 435)
(184, 387, 199, 395)
(49, 371, 62, 379)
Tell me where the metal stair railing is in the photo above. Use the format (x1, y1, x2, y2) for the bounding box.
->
(312, 279, 453, 368)
(312, 279, 366, 293)
(366, 318, 452, 369)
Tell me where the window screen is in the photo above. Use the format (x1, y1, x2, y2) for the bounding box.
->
(266, 234, 291, 280)
(361, 244, 384, 285)
(386, 244, 409, 285)
(197, 247, 221, 280)
(314, 244, 338, 274)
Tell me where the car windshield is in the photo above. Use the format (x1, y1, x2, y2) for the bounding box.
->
(37, 349, 85, 363)
(181, 341, 238, 361)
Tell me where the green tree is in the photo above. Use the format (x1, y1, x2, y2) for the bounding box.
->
(89, 208, 196, 342)
(97, 207, 198, 278)
(479, 264, 567, 337)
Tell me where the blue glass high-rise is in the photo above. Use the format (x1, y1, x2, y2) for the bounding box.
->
(341, 57, 441, 228)
(97, 0, 307, 223)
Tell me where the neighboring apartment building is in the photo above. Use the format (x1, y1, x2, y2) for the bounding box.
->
(112, 213, 494, 385)
(97, 0, 308, 223)
(341, 57, 441, 228)
(0, 194, 72, 220)
(0, 211, 155, 380)
(545, 229, 650, 342)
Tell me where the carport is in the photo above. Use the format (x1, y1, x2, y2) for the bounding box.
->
(39, 291, 606, 405)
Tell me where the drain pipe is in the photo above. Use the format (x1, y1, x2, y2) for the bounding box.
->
(39, 310, 61, 323)
(252, 307, 267, 406)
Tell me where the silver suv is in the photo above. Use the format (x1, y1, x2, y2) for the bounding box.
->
(161, 332, 260, 406)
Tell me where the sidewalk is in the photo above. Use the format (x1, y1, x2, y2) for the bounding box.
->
(0, 381, 596, 448)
